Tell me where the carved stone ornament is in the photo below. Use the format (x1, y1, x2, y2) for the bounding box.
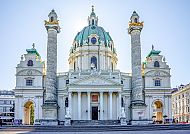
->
(154, 71, 160, 77)
(27, 70, 32, 75)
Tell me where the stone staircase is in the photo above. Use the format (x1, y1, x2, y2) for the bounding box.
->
(71, 120, 120, 126)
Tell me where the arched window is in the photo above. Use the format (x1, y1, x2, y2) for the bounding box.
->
(27, 60, 33, 66)
(50, 16, 54, 22)
(91, 56, 97, 69)
(134, 18, 138, 23)
(154, 61, 160, 67)
(92, 19, 94, 25)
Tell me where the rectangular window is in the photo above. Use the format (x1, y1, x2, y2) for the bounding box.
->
(0, 106, 3, 112)
(155, 79, 161, 86)
(26, 79, 33, 86)
(3, 107, 6, 112)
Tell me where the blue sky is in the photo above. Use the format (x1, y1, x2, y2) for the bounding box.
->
(0, 0, 190, 90)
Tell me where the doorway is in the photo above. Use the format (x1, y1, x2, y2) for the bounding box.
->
(92, 106, 98, 120)
(153, 100, 163, 124)
(24, 101, 34, 125)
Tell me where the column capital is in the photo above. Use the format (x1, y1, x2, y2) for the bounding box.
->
(109, 91, 113, 94)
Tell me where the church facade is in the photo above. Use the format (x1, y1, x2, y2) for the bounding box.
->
(14, 7, 172, 125)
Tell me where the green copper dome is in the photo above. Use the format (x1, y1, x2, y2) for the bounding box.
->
(74, 25, 113, 46)
(73, 6, 113, 46)
(70, 6, 116, 55)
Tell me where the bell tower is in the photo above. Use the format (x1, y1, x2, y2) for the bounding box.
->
(42, 9, 60, 125)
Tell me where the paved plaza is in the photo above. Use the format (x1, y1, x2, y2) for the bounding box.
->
(0, 125, 190, 134)
(0, 130, 190, 134)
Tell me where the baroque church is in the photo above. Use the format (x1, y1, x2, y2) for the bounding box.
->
(14, 7, 172, 125)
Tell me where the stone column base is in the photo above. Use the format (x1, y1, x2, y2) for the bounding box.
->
(130, 102, 149, 125)
(120, 117, 127, 125)
(42, 102, 59, 125)
(65, 117, 71, 126)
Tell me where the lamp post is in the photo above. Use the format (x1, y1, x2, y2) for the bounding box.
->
(163, 115, 167, 124)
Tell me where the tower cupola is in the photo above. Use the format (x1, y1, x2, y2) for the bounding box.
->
(130, 11, 139, 23)
(88, 6, 98, 26)
(48, 9, 58, 22)
(45, 9, 60, 33)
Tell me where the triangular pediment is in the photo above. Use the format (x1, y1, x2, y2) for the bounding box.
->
(70, 75, 121, 86)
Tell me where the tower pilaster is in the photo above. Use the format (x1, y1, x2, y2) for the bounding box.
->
(42, 9, 60, 125)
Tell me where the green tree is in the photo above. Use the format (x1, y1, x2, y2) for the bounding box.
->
(30, 105, 34, 125)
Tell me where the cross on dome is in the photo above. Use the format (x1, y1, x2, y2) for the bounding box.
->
(92, 5, 94, 12)
(32, 43, 35, 49)
(88, 5, 98, 26)
(152, 44, 154, 50)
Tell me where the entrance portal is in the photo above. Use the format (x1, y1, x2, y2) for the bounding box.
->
(92, 106, 98, 120)
(153, 101, 163, 123)
(24, 101, 34, 125)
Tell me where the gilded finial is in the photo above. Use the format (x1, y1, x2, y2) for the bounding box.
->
(92, 5, 94, 12)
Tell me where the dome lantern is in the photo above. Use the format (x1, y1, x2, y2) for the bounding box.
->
(88, 5, 98, 26)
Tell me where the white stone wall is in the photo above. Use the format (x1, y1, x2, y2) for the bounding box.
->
(144, 91, 172, 121)
(14, 49, 45, 124)
(68, 45, 117, 71)
(14, 92, 43, 124)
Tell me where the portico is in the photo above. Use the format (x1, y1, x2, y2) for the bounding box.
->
(68, 89, 122, 120)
